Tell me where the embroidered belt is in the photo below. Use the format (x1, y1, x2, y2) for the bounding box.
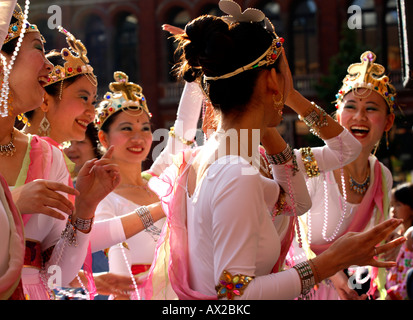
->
(131, 264, 151, 275)
(23, 240, 54, 270)
(24, 240, 42, 270)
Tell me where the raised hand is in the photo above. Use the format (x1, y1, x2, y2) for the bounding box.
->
(74, 146, 120, 219)
(12, 180, 79, 220)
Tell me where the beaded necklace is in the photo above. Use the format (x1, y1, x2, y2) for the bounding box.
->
(0, 0, 30, 117)
(307, 136, 348, 244)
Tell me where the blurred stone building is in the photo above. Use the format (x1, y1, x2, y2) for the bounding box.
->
(28, 0, 412, 181)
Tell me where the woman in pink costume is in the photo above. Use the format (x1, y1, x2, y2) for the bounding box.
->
(1, 3, 121, 300)
(91, 70, 202, 299)
(140, 0, 405, 300)
(290, 51, 398, 300)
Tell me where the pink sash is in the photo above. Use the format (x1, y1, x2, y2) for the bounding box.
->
(142, 149, 217, 300)
(310, 159, 385, 255)
(20, 136, 53, 226)
(310, 159, 388, 297)
(0, 173, 25, 299)
(39, 137, 97, 300)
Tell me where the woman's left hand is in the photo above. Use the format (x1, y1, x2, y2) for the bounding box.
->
(75, 146, 120, 216)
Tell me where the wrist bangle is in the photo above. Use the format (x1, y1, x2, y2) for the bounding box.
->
(298, 102, 329, 137)
(293, 261, 316, 295)
(135, 206, 161, 239)
(308, 259, 321, 284)
(73, 216, 94, 232)
(265, 144, 293, 165)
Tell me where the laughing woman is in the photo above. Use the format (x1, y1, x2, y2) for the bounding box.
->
(1, 4, 120, 300)
(290, 51, 398, 300)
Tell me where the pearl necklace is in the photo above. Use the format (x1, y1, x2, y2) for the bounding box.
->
(307, 136, 348, 244)
(0, 0, 31, 117)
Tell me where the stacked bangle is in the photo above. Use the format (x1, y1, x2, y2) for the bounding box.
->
(265, 144, 293, 165)
(61, 215, 94, 246)
(299, 102, 329, 137)
(73, 216, 94, 231)
(293, 261, 316, 295)
(135, 206, 161, 238)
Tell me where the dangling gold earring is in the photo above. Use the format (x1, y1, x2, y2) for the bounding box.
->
(38, 112, 51, 136)
(273, 93, 284, 112)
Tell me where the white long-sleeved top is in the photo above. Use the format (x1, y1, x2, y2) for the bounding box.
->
(92, 81, 203, 275)
(186, 155, 307, 299)
(14, 136, 90, 299)
(184, 128, 361, 299)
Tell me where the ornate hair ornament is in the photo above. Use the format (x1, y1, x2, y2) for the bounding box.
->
(203, 0, 284, 81)
(3, 3, 42, 44)
(45, 26, 97, 88)
(335, 51, 397, 113)
(94, 71, 151, 130)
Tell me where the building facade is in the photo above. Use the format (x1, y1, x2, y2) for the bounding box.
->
(28, 0, 412, 181)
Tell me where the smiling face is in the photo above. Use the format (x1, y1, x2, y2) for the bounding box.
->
(336, 89, 395, 152)
(5, 32, 53, 114)
(45, 75, 97, 143)
(99, 109, 153, 164)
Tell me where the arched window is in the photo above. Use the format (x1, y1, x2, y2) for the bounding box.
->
(260, 1, 283, 36)
(385, 0, 401, 72)
(114, 13, 139, 81)
(292, 0, 318, 75)
(84, 15, 108, 89)
(350, 0, 377, 50)
(165, 8, 190, 82)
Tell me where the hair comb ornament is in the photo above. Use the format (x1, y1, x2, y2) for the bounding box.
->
(3, 3, 42, 44)
(94, 71, 151, 130)
(45, 26, 97, 88)
(335, 51, 397, 113)
(203, 0, 284, 81)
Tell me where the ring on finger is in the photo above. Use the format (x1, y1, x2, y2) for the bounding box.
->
(374, 247, 378, 256)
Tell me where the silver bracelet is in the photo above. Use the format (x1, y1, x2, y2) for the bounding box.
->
(293, 261, 316, 295)
(135, 206, 161, 239)
(73, 216, 94, 231)
(299, 102, 329, 137)
(265, 144, 293, 165)
(61, 216, 94, 246)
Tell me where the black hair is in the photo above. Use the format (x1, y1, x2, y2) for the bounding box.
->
(393, 182, 413, 210)
(174, 15, 281, 116)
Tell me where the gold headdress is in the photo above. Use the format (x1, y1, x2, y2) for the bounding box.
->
(335, 51, 397, 113)
(45, 26, 97, 88)
(3, 3, 42, 45)
(94, 71, 151, 129)
(203, 0, 284, 81)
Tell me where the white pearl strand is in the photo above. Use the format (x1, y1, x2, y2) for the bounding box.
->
(307, 136, 348, 245)
(0, 0, 30, 117)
